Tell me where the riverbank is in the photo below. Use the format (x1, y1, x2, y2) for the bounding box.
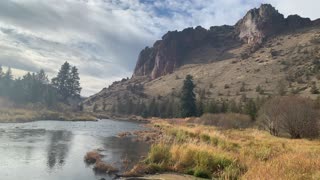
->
(95, 113, 150, 123)
(0, 108, 98, 123)
(121, 117, 320, 179)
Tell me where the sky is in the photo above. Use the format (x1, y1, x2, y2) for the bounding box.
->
(0, 0, 319, 96)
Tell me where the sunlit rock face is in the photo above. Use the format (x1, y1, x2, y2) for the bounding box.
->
(235, 4, 285, 44)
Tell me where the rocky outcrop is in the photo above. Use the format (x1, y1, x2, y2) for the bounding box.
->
(286, 15, 312, 29)
(133, 26, 237, 79)
(133, 4, 316, 80)
(235, 4, 285, 44)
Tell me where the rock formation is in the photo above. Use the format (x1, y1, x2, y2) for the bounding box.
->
(133, 4, 316, 80)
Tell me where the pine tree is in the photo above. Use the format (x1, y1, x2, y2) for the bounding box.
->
(229, 99, 239, 113)
(245, 99, 257, 121)
(4, 67, 13, 81)
(180, 75, 196, 117)
(2, 67, 13, 97)
(36, 69, 49, 84)
(220, 99, 229, 113)
(52, 62, 71, 99)
(69, 66, 81, 97)
(148, 98, 159, 117)
(52, 62, 82, 100)
(197, 99, 204, 116)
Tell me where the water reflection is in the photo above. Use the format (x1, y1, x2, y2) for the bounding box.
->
(46, 130, 73, 169)
(0, 120, 148, 180)
(99, 136, 150, 172)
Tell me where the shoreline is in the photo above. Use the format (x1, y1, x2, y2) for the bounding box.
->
(0, 108, 98, 123)
(0, 110, 154, 124)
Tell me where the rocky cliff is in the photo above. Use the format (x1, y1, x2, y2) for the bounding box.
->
(83, 4, 320, 112)
(133, 4, 315, 79)
(133, 25, 238, 79)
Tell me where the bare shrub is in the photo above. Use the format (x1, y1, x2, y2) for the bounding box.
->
(258, 96, 319, 139)
(196, 113, 252, 129)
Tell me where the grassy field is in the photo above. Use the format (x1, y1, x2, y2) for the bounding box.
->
(0, 108, 97, 123)
(132, 118, 320, 179)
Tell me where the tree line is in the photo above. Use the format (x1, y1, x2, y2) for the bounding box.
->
(0, 62, 81, 108)
(110, 75, 264, 120)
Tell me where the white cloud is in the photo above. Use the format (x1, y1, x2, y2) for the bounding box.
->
(0, 0, 319, 96)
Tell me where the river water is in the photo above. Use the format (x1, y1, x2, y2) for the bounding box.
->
(0, 119, 150, 180)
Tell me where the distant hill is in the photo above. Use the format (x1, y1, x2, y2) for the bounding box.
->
(83, 4, 320, 113)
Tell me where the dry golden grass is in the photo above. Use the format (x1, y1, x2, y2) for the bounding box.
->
(143, 120, 320, 179)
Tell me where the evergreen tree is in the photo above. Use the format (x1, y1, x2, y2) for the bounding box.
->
(245, 99, 257, 121)
(52, 62, 71, 99)
(180, 75, 196, 117)
(52, 62, 81, 100)
(229, 99, 240, 113)
(36, 69, 49, 84)
(197, 99, 204, 116)
(44, 87, 58, 107)
(2, 67, 13, 97)
(69, 66, 81, 97)
(165, 99, 174, 118)
(204, 99, 219, 114)
(220, 99, 229, 113)
(126, 99, 134, 114)
(140, 102, 148, 118)
(148, 98, 159, 117)
(4, 67, 13, 81)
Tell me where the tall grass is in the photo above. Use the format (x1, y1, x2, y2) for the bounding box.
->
(146, 143, 241, 178)
(140, 120, 320, 179)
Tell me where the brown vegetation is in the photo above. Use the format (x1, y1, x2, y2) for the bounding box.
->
(94, 161, 118, 174)
(190, 113, 252, 129)
(133, 119, 320, 179)
(258, 96, 319, 138)
(84, 150, 119, 174)
(117, 131, 132, 138)
(84, 151, 101, 164)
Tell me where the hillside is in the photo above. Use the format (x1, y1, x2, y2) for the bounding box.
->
(83, 4, 320, 112)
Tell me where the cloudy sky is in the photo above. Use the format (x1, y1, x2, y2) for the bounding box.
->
(0, 0, 319, 96)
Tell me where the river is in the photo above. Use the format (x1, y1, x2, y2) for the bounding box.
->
(0, 119, 150, 180)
